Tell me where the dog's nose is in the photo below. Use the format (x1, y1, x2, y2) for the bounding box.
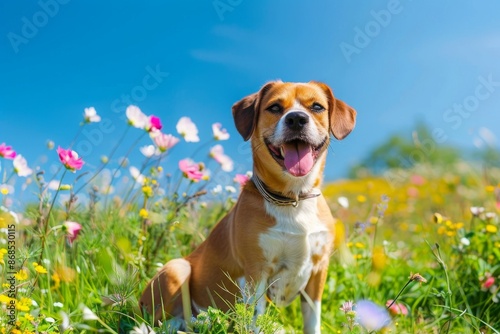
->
(284, 111, 309, 131)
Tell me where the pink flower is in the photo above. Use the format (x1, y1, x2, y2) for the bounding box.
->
(57, 147, 84, 172)
(340, 300, 354, 313)
(410, 175, 425, 186)
(386, 300, 408, 316)
(153, 133, 179, 152)
(234, 173, 251, 187)
(179, 158, 205, 182)
(212, 123, 230, 141)
(64, 221, 82, 244)
(407, 187, 419, 198)
(209, 145, 233, 172)
(147, 115, 162, 133)
(176, 117, 200, 142)
(482, 276, 495, 290)
(0, 143, 17, 159)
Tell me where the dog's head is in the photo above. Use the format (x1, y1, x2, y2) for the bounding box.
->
(232, 81, 356, 184)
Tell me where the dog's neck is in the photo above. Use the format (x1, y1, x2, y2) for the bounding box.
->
(251, 173, 320, 207)
(252, 153, 326, 200)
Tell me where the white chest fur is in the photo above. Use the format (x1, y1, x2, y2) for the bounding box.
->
(259, 198, 330, 307)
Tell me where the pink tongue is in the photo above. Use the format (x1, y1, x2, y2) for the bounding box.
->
(283, 142, 314, 177)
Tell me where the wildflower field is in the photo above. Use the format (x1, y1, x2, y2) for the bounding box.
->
(1, 106, 500, 333)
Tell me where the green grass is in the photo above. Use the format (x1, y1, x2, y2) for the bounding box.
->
(1, 159, 500, 333)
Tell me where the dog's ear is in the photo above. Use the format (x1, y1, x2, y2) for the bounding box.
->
(232, 82, 277, 141)
(312, 81, 356, 140)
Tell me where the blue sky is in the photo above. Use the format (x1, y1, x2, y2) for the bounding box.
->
(1, 1, 500, 194)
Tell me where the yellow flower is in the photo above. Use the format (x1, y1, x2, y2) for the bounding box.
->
(495, 242, 500, 248)
(486, 185, 496, 193)
(0, 294, 12, 304)
(346, 242, 353, 247)
(34, 263, 47, 274)
(14, 269, 28, 281)
(453, 222, 464, 230)
(17, 297, 32, 309)
(369, 216, 378, 224)
(157, 166, 163, 172)
(142, 185, 153, 198)
(0, 187, 8, 195)
(357, 195, 367, 203)
(2, 283, 9, 289)
(354, 242, 365, 249)
(139, 208, 149, 219)
(51, 272, 61, 289)
(372, 246, 386, 271)
(437, 226, 446, 235)
(11, 330, 21, 334)
(433, 213, 443, 224)
(55, 265, 76, 283)
(23, 313, 34, 322)
(486, 224, 498, 233)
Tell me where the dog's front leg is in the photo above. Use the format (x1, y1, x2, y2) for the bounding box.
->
(301, 267, 328, 334)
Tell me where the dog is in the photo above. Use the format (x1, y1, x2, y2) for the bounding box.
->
(139, 81, 356, 333)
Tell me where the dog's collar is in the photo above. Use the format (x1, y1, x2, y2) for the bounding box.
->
(251, 175, 320, 207)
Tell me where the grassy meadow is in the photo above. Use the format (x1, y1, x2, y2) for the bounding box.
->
(1, 109, 500, 333)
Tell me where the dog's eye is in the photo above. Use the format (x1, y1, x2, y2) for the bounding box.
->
(266, 103, 283, 113)
(311, 103, 325, 112)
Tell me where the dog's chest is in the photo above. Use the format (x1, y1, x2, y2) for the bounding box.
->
(258, 200, 331, 306)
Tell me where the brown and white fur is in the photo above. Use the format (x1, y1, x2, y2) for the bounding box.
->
(139, 81, 356, 333)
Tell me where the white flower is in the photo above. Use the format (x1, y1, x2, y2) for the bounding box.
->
(13, 155, 33, 177)
(212, 184, 222, 194)
(0, 184, 14, 195)
(338, 196, 349, 209)
(225, 186, 236, 193)
(126, 105, 148, 129)
(176, 117, 200, 142)
(140, 145, 157, 158)
(470, 206, 485, 216)
(130, 323, 156, 334)
(60, 311, 70, 330)
(212, 122, 230, 141)
(83, 107, 101, 123)
(45, 317, 56, 323)
(485, 212, 497, 220)
(48, 180, 60, 190)
(81, 305, 99, 320)
(129, 166, 145, 185)
(460, 237, 470, 246)
(53, 302, 64, 308)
